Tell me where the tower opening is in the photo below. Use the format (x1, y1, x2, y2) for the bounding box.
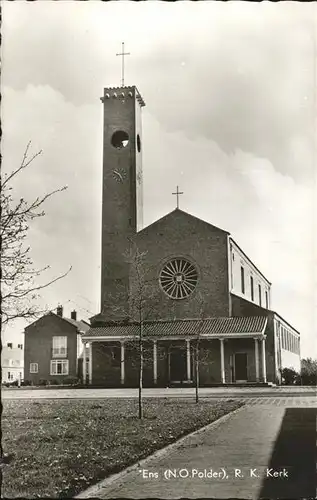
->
(111, 130, 129, 149)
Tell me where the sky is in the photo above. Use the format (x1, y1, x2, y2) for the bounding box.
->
(1, 1, 316, 358)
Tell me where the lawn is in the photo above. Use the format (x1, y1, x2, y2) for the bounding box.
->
(1, 398, 243, 498)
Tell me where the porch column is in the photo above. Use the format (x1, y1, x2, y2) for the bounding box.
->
(220, 338, 225, 384)
(82, 341, 87, 384)
(88, 342, 93, 385)
(261, 338, 267, 383)
(120, 341, 125, 385)
(186, 339, 191, 380)
(254, 338, 259, 382)
(153, 340, 157, 384)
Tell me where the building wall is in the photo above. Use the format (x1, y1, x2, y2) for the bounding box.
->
(275, 316, 301, 373)
(134, 210, 230, 320)
(100, 86, 144, 321)
(24, 314, 78, 384)
(229, 240, 271, 310)
(1, 345, 24, 383)
(91, 341, 121, 386)
(230, 294, 278, 383)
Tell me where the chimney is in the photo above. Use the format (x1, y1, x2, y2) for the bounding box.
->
(71, 310, 77, 321)
(56, 305, 63, 317)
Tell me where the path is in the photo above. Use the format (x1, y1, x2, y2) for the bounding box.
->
(2, 386, 316, 400)
(77, 403, 317, 499)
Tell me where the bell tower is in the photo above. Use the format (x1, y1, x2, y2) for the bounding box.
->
(99, 85, 145, 321)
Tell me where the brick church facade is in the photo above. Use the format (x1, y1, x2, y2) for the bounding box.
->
(82, 84, 300, 387)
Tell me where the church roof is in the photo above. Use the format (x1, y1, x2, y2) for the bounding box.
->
(137, 208, 229, 236)
(82, 316, 267, 339)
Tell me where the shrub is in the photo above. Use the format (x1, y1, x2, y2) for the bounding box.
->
(21, 380, 32, 386)
(62, 376, 79, 386)
(49, 379, 59, 386)
(281, 367, 299, 385)
(38, 379, 48, 386)
(9, 380, 19, 387)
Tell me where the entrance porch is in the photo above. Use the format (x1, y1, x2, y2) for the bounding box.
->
(81, 333, 268, 387)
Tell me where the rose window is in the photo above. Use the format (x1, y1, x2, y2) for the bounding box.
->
(159, 258, 198, 299)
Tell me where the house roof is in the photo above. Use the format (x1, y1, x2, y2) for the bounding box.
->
(82, 316, 267, 339)
(62, 317, 90, 333)
(24, 312, 90, 333)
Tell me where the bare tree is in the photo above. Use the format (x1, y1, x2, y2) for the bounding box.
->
(123, 241, 161, 419)
(193, 293, 208, 403)
(1, 142, 71, 326)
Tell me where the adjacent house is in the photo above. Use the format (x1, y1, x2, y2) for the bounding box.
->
(1, 343, 24, 384)
(24, 306, 90, 385)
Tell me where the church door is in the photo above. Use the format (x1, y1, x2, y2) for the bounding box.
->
(169, 348, 187, 382)
(234, 353, 248, 382)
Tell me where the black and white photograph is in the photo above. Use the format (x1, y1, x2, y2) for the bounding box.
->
(1, 1, 316, 499)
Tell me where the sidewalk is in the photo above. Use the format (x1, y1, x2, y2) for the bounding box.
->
(77, 406, 285, 499)
(2, 386, 316, 400)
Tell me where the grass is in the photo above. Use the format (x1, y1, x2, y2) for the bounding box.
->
(1, 398, 243, 498)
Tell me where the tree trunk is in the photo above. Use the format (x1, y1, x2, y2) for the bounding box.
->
(138, 321, 143, 419)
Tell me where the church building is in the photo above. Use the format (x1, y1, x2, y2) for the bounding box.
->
(82, 83, 300, 387)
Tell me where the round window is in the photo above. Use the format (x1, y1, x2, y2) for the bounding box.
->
(159, 258, 198, 299)
(137, 134, 141, 153)
(111, 131, 129, 149)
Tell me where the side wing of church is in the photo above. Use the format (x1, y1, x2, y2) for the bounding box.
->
(83, 83, 301, 387)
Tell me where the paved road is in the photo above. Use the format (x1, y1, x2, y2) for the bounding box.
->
(2, 386, 316, 400)
(77, 404, 317, 499)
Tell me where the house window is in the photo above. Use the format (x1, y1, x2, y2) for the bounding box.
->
(258, 284, 262, 306)
(250, 276, 254, 301)
(265, 291, 268, 308)
(240, 267, 245, 294)
(30, 363, 38, 373)
(52, 336, 67, 357)
(50, 360, 69, 375)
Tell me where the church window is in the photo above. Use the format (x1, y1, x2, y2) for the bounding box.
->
(258, 284, 262, 306)
(240, 267, 245, 294)
(111, 130, 129, 149)
(137, 134, 141, 152)
(265, 291, 268, 308)
(159, 258, 198, 300)
(250, 276, 254, 301)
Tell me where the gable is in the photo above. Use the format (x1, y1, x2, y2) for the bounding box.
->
(25, 312, 77, 333)
(137, 208, 229, 239)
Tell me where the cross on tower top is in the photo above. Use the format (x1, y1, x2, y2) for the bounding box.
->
(116, 42, 130, 87)
(172, 186, 184, 209)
